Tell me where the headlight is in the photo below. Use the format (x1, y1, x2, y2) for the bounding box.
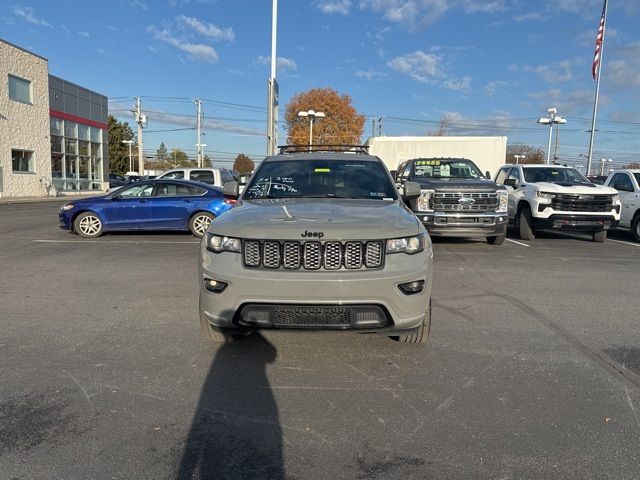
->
(537, 191, 555, 199)
(61, 204, 75, 210)
(612, 194, 620, 203)
(386, 234, 426, 255)
(497, 191, 508, 212)
(206, 233, 241, 253)
(416, 190, 434, 212)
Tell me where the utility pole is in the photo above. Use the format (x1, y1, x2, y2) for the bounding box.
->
(378, 117, 383, 137)
(266, 0, 278, 155)
(195, 99, 203, 167)
(371, 118, 376, 138)
(133, 97, 146, 175)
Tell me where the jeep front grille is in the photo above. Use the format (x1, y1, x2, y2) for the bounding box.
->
(243, 240, 384, 271)
(434, 192, 499, 212)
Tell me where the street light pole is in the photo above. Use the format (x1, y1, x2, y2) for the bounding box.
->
(514, 154, 526, 164)
(537, 107, 567, 165)
(600, 158, 612, 176)
(298, 110, 325, 151)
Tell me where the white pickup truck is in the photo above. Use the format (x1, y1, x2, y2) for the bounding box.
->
(604, 169, 640, 242)
(494, 164, 621, 243)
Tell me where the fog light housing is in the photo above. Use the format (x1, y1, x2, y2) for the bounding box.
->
(204, 278, 228, 293)
(399, 280, 425, 295)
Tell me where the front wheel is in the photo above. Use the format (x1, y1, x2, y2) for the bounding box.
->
(592, 230, 607, 243)
(189, 212, 214, 238)
(518, 207, 535, 241)
(74, 212, 103, 238)
(392, 301, 431, 344)
(487, 226, 507, 245)
(632, 215, 640, 243)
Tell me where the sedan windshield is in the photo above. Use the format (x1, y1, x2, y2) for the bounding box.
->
(243, 159, 397, 200)
(523, 167, 590, 184)
(412, 159, 483, 179)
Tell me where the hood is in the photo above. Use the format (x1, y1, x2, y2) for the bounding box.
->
(210, 198, 419, 241)
(530, 182, 618, 195)
(414, 177, 501, 192)
(64, 194, 111, 205)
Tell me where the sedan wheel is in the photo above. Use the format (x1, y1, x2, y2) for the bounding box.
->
(74, 212, 103, 238)
(189, 212, 214, 238)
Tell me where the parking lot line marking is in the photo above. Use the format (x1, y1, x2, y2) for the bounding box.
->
(609, 239, 640, 248)
(505, 238, 530, 247)
(33, 239, 200, 244)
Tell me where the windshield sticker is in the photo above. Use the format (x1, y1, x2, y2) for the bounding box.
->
(314, 168, 331, 173)
(552, 171, 559, 175)
(370, 192, 386, 197)
(440, 164, 451, 176)
(415, 160, 441, 166)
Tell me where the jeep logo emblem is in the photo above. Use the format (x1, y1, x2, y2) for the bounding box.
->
(458, 197, 476, 205)
(301, 231, 324, 238)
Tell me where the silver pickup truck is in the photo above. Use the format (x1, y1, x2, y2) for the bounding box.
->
(198, 146, 434, 344)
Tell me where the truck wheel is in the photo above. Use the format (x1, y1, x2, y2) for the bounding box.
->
(199, 303, 248, 343)
(632, 215, 640, 242)
(392, 301, 431, 344)
(518, 207, 535, 241)
(592, 230, 607, 243)
(486, 226, 507, 245)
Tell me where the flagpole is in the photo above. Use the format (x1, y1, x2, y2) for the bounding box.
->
(586, 0, 608, 176)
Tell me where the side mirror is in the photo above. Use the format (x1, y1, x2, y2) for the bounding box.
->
(504, 178, 518, 188)
(403, 181, 421, 199)
(222, 181, 240, 198)
(485, 171, 491, 179)
(390, 170, 397, 181)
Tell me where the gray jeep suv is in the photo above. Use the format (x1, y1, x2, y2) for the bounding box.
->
(198, 147, 433, 344)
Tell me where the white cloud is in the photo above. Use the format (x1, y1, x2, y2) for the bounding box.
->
(528, 88, 610, 114)
(122, 0, 148, 10)
(314, 0, 352, 14)
(255, 55, 298, 71)
(61, 24, 71, 35)
(521, 60, 575, 83)
(78, 31, 90, 37)
(443, 76, 472, 93)
(356, 69, 386, 80)
(484, 80, 508, 97)
(513, 12, 544, 21)
(11, 5, 52, 27)
(176, 14, 235, 41)
(461, 0, 506, 13)
(387, 51, 441, 82)
(169, 0, 219, 5)
(147, 25, 219, 63)
(105, 25, 117, 31)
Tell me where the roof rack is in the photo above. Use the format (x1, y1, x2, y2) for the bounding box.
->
(277, 144, 370, 154)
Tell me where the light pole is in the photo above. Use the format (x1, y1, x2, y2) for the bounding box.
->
(122, 140, 134, 173)
(537, 107, 567, 165)
(297, 110, 325, 150)
(514, 154, 526, 164)
(196, 143, 207, 167)
(600, 158, 613, 176)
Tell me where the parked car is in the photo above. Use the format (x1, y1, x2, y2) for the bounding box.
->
(59, 179, 235, 238)
(156, 167, 239, 187)
(198, 146, 433, 344)
(604, 169, 640, 241)
(393, 157, 508, 245)
(586, 175, 608, 185)
(108, 173, 131, 189)
(495, 164, 621, 243)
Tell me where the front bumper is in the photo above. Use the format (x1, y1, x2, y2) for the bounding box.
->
(58, 211, 72, 230)
(414, 211, 508, 237)
(199, 246, 433, 335)
(532, 214, 619, 231)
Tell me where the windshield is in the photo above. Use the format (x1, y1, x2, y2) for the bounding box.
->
(411, 159, 483, 179)
(635, 173, 640, 186)
(243, 159, 397, 200)
(523, 167, 590, 184)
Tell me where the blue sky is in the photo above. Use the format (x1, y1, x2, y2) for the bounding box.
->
(2, 0, 639, 168)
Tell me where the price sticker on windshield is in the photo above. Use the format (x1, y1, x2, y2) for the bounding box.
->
(415, 160, 441, 166)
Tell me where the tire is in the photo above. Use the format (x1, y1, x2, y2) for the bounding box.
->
(487, 226, 507, 245)
(199, 302, 248, 343)
(632, 215, 640, 243)
(189, 212, 214, 238)
(518, 207, 535, 241)
(592, 230, 607, 243)
(74, 212, 103, 238)
(392, 301, 431, 344)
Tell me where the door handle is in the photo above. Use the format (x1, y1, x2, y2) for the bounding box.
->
(137, 199, 148, 203)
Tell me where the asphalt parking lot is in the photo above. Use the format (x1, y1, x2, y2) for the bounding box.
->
(1, 201, 640, 480)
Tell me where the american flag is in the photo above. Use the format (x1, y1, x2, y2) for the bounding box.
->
(592, 0, 607, 80)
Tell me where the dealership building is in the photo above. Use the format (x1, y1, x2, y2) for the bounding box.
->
(0, 39, 109, 198)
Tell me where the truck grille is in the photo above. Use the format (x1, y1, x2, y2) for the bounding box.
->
(433, 192, 499, 212)
(551, 194, 613, 212)
(242, 240, 384, 271)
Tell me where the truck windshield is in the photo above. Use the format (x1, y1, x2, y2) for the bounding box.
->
(243, 159, 397, 200)
(635, 173, 640, 186)
(411, 159, 483, 179)
(523, 167, 590, 184)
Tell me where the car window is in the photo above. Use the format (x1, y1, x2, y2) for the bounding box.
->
(118, 183, 154, 198)
(634, 173, 640, 186)
(610, 173, 634, 191)
(156, 182, 206, 197)
(397, 163, 409, 181)
(522, 167, 588, 184)
(191, 170, 215, 184)
(506, 167, 520, 183)
(161, 171, 184, 180)
(412, 158, 483, 179)
(220, 170, 233, 184)
(495, 167, 511, 185)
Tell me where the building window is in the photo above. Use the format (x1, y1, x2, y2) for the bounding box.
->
(12, 149, 34, 172)
(8, 75, 32, 104)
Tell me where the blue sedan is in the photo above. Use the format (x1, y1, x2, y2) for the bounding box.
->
(59, 179, 235, 238)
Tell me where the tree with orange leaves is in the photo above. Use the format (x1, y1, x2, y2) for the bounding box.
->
(284, 88, 365, 148)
